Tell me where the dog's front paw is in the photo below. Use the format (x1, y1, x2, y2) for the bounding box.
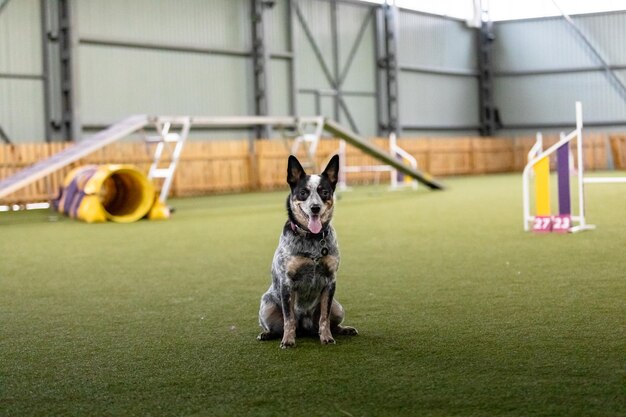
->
(320, 335, 336, 345)
(280, 338, 296, 349)
(319, 328, 336, 345)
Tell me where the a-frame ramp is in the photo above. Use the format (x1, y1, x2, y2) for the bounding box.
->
(323, 119, 445, 190)
(0, 115, 149, 199)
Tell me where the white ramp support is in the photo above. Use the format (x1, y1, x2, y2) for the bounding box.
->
(145, 117, 191, 203)
(389, 132, 419, 191)
(289, 117, 324, 171)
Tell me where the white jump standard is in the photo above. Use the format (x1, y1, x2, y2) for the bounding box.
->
(522, 102, 595, 233)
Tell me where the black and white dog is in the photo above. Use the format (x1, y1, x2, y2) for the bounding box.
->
(257, 154, 358, 348)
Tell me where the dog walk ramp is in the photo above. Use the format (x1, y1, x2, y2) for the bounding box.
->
(322, 119, 445, 190)
(0, 115, 149, 199)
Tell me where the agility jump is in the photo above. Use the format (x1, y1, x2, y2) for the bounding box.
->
(522, 102, 595, 233)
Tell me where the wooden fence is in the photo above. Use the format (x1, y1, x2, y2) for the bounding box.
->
(1, 133, 624, 205)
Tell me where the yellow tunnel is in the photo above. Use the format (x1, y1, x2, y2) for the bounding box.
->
(56, 164, 169, 223)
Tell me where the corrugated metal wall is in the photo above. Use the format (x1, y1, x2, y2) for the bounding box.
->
(266, 0, 293, 117)
(493, 11, 626, 133)
(294, 0, 377, 135)
(397, 10, 479, 135)
(77, 0, 252, 126)
(0, 0, 45, 143)
(2, 1, 626, 143)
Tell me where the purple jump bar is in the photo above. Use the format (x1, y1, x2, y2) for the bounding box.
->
(556, 143, 571, 215)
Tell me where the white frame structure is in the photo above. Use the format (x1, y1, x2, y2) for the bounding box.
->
(0, 115, 444, 206)
(338, 132, 419, 191)
(145, 118, 191, 203)
(522, 102, 595, 233)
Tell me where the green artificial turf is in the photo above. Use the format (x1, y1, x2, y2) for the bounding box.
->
(1, 173, 625, 417)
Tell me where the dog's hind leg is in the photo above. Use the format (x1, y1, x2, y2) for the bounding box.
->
(257, 293, 283, 341)
(330, 299, 359, 336)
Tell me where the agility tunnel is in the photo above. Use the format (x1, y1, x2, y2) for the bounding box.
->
(55, 164, 169, 223)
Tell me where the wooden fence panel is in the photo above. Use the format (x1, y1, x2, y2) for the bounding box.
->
(610, 135, 626, 169)
(1, 133, 625, 205)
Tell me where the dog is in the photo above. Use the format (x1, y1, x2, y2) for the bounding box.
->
(257, 154, 358, 348)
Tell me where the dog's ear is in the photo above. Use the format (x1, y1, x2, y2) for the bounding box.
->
(321, 154, 339, 190)
(287, 155, 306, 187)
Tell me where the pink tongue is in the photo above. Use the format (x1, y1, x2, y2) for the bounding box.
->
(308, 216, 322, 234)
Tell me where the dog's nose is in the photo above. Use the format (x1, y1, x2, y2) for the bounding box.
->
(311, 205, 321, 215)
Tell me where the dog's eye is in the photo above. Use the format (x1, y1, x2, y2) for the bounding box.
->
(298, 189, 309, 198)
(319, 188, 330, 198)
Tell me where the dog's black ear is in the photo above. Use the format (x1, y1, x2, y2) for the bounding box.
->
(287, 155, 306, 187)
(321, 154, 339, 190)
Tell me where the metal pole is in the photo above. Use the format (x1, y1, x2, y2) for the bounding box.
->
(330, 0, 340, 121)
(288, 0, 298, 116)
(57, 0, 80, 141)
(382, 1, 400, 136)
(374, 6, 385, 136)
(40, 0, 53, 142)
(575, 101, 587, 229)
(251, 0, 270, 139)
(477, 0, 497, 136)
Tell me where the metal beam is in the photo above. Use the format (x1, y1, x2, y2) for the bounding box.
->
(293, 2, 337, 89)
(0, 0, 9, 15)
(402, 124, 482, 131)
(400, 64, 479, 77)
(495, 64, 626, 77)
(269, 51, 293, 60)
(299, 88, 376, 97)
(331, 0, 340, 120)
(502, 120, 626, 130)
(477, 2, 497, 136)
(338, 8, 375, 87)
(157, 115, 320, 128)
(378, 2, 401, 136)
(79, 36, 251, 58)
(338, 96, 360, 134)
(288, 0, 298, 116)
(0, 73, 44, 80)
(40, 0, 53, 142)
(251, 0, 270, 139)
(374, 6, 385, 136)
(57, 0, 80, 141)
(0, 125, 11, 144)
(551, 0, 626, 103)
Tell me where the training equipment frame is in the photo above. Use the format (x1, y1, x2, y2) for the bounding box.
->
(522, 102, 595, 233)
(337, 132, 419, 191)
(0, 116, 444, 204)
